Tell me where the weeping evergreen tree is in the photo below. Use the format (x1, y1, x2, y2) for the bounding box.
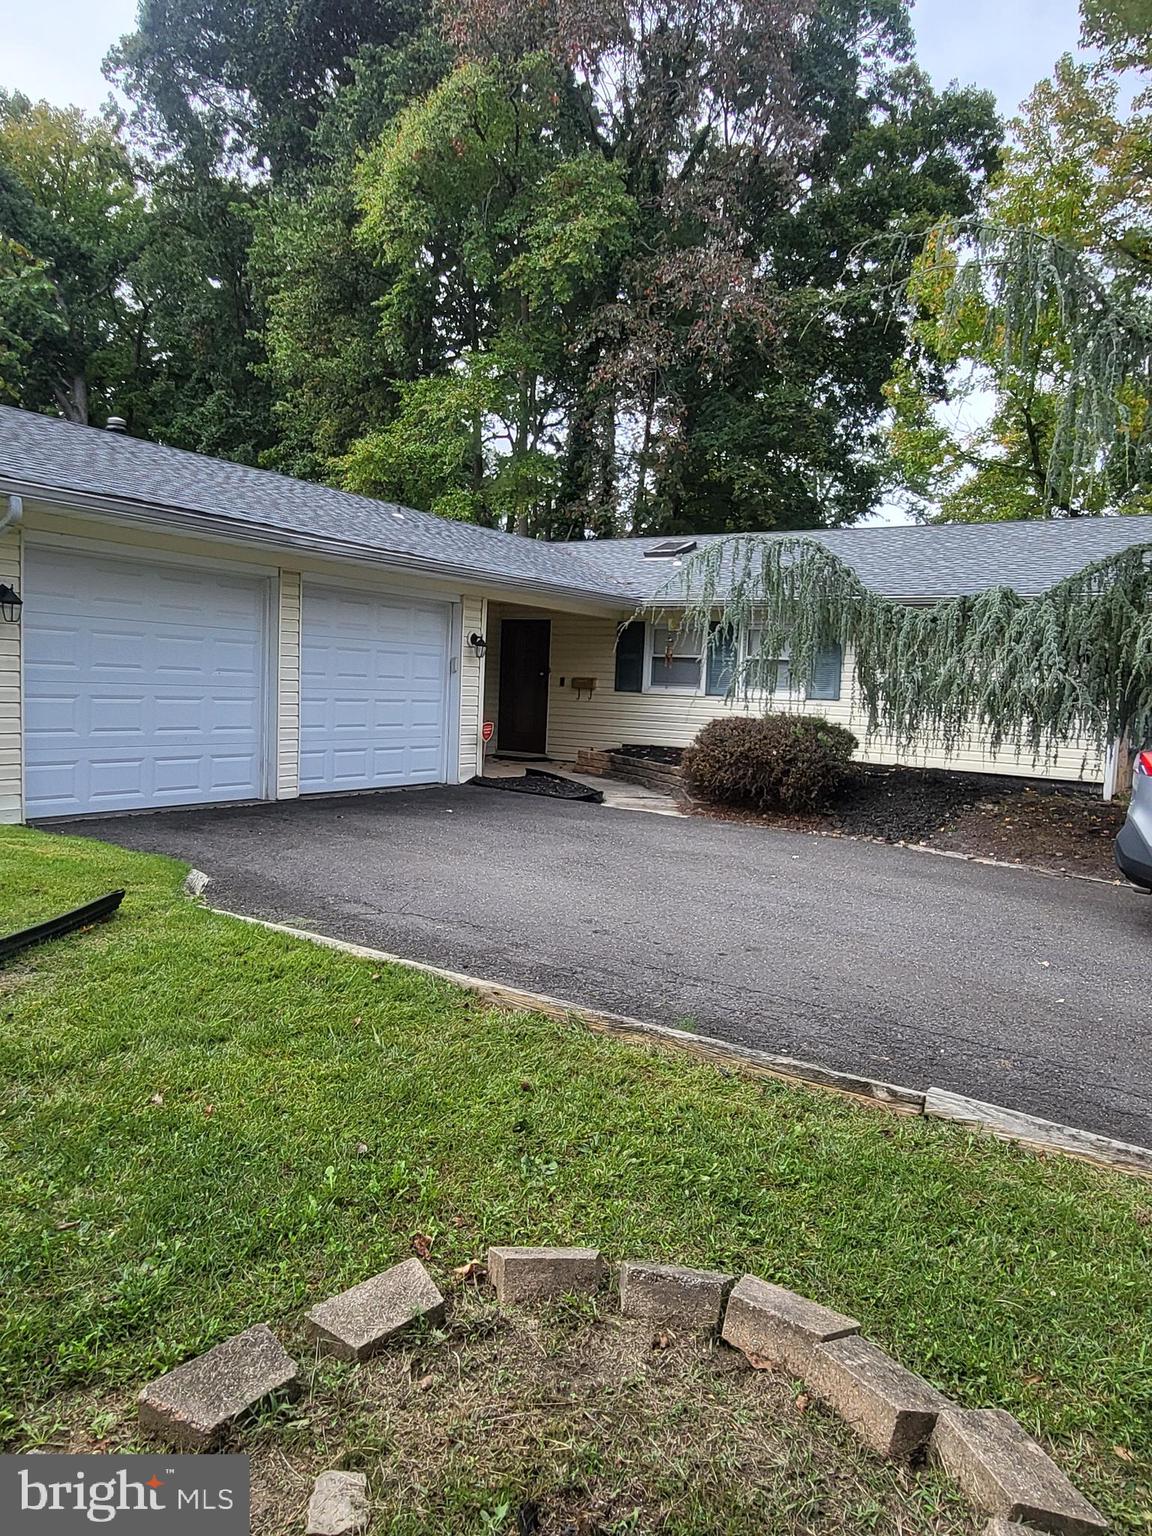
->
(895, 217, 1152, 512)
(660, 535, 1152, 765)
(646, 219, 1152, 775)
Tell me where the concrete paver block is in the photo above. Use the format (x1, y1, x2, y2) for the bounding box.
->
(721, 1274, 859, 1375)
(138, 1323, 300, 1449)
(306, 1471, 370, 1536)
(618, 1261, 734, 1328)
(487, 1246, 602, 1302)
(307, 1258, 446, 1362)
(933, 1409, 1109, 1536)
(807, 1334, 950, 1460)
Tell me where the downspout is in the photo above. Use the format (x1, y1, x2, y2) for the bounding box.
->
(0, 494, 22, 534)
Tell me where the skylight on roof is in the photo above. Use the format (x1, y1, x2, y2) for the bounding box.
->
(643, 539, 698, 558)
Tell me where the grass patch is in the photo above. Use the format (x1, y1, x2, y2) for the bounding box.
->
(1, 825, 1149, 1530)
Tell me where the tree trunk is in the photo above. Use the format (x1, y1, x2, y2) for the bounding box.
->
(54, 373, 89, 425)
(513, 291, 532, 538)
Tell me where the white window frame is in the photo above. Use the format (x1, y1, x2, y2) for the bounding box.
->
(641, 619, 800, 699)
(643, 620, 708, 694)
(742, 625, 797, 701)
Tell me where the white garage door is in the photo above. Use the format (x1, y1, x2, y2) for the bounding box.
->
(300, 583, 450, 793)
(24, 547, 268, 818)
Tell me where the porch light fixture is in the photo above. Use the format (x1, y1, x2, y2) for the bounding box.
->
(0, 583, 21, 624)
(468, 631, 488, 659)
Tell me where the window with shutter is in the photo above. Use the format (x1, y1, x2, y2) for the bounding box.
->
(614, 621, 645, 692)
(705, 623, 737, 696)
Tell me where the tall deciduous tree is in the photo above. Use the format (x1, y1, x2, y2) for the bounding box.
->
(105, 0, 429, 177)
(0, 93, 144, 424)
(257, 0, 998, 534)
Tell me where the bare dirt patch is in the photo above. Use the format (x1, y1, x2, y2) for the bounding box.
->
(32, 1292, 977, 1536)
(689, 764, 1127, 880)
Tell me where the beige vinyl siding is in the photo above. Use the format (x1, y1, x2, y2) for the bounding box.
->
(277, 570, 302, 798)
(459, 596, 486, 781)
(489, 604, 1104, 783)
(0, 528, 21, 823)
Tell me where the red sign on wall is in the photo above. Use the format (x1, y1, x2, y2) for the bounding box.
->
(482, 721, 495, 743)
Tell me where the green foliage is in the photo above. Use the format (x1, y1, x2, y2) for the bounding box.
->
(105, 0, 429, 177)
(3, 0, 1000, 528)
(683, 714, 859, 811)
(0, 93, 145, 423)
(1082, 0, 1152, 64)
(336, 370, 492, 517)
(886, 53, 1152, 521)
(672, 534, 1152, 756)
(348, 55, 632, 533)
(251, 0, 1001, 533)
(0, 233, 62, 403)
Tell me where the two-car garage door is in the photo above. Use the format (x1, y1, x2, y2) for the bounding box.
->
(22, 549, 452, 817)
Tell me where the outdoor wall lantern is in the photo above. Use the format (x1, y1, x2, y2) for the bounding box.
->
(468, 631, 488, 659)
(0, 584, 21, 624)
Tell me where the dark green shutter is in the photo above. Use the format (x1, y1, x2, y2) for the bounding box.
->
(808, 643, 843, 701)
(705, 622, 737, 696)
(614, 621, 645, 692)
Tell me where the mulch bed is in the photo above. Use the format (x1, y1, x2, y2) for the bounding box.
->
(688, 764, 1127, 881)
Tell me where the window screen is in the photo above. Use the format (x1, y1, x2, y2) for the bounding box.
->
(650, 625, 702, 688)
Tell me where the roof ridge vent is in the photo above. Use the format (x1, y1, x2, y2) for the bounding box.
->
(105, 416, 127, 434)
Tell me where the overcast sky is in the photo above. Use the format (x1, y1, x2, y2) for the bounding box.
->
(1, 0, 1087, 118)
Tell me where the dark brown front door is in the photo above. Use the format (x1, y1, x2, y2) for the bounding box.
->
(497, 618, 550, 754)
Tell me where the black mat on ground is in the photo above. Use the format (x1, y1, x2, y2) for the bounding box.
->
(470, 769, 604, 803)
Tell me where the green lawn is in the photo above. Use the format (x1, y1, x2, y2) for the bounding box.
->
(0, 825, 1149, 1529)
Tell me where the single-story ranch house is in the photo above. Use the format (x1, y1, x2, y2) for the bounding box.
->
(2, 405, 1150, 823)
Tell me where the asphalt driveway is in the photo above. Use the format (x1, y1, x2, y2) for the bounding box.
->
(64, 786, 1152, 1145)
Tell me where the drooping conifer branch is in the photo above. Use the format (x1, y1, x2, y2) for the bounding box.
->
(655, 535, 1152, 759)
(875, 218, 1152, 511)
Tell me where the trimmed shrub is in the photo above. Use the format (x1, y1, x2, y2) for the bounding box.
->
(683, 714, 859, 813)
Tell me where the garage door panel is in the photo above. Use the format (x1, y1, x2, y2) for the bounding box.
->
(301, 584, 450, 793)
(25, 549, 268, 817)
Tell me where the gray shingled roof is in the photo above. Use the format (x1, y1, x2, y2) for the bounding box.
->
(3, 406, 1150, 603)
(567, 521, 1152, 600)
(0, 406, 625, 603)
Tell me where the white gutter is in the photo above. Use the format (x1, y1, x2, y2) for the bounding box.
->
(0, 476, 631, 614)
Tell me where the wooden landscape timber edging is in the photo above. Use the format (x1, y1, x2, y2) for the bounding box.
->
(923, 1089, 1152, 1181)
(191, 879, 1152, 1183)
(133, 1244, 1114, 1536)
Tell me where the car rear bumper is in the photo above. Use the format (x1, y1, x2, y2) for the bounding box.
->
(1115, 820, 1152, 890)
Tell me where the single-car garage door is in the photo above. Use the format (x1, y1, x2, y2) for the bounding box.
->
(24, 547, 269, 818)
(300, 583, 450, 793)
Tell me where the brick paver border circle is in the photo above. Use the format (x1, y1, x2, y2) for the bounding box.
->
(136, 1246, 1110, 1536)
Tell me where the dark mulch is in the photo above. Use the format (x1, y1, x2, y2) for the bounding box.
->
(689, 764, 1126, 881)
(619, 745, 685, 766)
(471, 769, 604, 804)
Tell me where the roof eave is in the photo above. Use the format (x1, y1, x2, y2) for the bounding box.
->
(0, 475, 630, 612)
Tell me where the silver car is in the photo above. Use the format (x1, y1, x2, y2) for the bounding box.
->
(1116, 750, 1152, 889)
